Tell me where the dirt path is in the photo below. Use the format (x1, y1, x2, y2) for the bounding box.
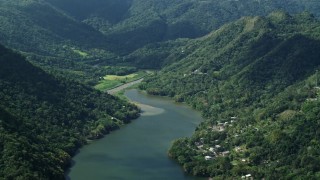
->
(106, 78, 144, 95)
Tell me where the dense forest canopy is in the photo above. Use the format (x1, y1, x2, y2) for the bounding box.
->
(1, 0, 320, 58)
(1, 0, 320, 179)
(140, 12, 320, 179)
(0, 44, 139, 179)
(44, 0, 320, 52)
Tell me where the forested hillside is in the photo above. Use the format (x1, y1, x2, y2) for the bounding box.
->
(0, 0, 112, 57)
(1, 0, 320, 57)
(45, 0, 320, 53)
(1, 0, 320, 179)
(0, 44, 139, 179)
(141, 12, 320, 179)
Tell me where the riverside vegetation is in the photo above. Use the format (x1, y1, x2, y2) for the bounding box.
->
(140, 12, 320, 179)
(1, 0, 320, 179)
(0, 45, 139, 179)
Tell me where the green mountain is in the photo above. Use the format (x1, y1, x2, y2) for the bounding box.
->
(140, 12, 320, 179)
(0, 0, 112, 59)
(1, 0, 320, 179)
(0, 44, 139, 179)
(45, 0, 320, 53)
(2, 0, 320, 57)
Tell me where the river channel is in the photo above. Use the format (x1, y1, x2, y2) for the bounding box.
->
(67, 89, 205, 180)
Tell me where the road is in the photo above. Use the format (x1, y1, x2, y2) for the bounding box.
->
(106, 78, 144, 95)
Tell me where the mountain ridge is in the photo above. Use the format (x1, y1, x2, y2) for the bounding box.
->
(140, 12, 320, 178)
(2, 0, 320, 57)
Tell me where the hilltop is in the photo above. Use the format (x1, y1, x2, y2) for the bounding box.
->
(141, 12, 320, 178)
(1, 0, 320, 57)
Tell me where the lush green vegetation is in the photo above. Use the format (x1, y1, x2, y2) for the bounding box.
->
(141, 12, 320, 179)
(0, 45, 140, 179)
(94, 70, 148, 91)
(0, 0, 112, 57)
(1, 0, 320, 58)
(1, 0, 320, 179)
(44, 0, 320, 53)
(95, 71, 147, 91)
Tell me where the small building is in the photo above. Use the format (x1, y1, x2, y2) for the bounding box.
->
(205, 156, 213, 160)
(235, 146, 242, 152)
(197, 145, 204, 149)
(221, 151, 230, 156)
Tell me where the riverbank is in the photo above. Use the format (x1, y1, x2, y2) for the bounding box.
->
(67, 89, 205, 180)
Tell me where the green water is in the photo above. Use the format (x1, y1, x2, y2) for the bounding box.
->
(67, 89, 205, 180)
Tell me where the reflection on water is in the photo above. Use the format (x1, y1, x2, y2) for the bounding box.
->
(67, 89, 205, 180)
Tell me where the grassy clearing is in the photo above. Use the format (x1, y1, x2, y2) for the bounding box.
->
(72, 49, 88, 57)
(94, 71, 148, 91)
(94, 81, 122, 91)
(104, 73, 138, 81)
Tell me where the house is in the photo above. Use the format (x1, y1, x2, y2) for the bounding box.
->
(197, 145, 204, 149)
(241, 174, 252, 179)
(209, 147, 214, 152)
(205, 156, 213, 160)
(235, 146, 243, 152)
(221, 151, 230, 156)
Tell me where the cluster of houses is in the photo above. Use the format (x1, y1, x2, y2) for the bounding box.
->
(195, 139, 230, 161)
(195, 116, 256, 179)
(197, 117, 240, 160)
(205, 133, 249, 162)
(210, 116, 238, 132)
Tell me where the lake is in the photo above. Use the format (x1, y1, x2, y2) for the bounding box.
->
(67, 89, 205, 180)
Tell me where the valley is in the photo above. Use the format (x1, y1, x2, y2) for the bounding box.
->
(67, 89, 204, 180)
(0, 0, 320, 179)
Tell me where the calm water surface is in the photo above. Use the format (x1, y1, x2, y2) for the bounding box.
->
(67, 89, 205, 180)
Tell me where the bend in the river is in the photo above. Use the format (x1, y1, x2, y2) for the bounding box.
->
(67, 89, 205, 180)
